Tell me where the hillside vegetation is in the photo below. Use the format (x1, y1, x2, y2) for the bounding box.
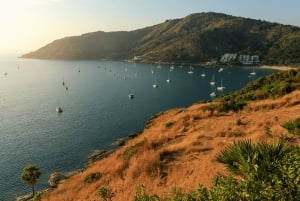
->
(37, 70, 300, 200)
(22, 12, 300, 66)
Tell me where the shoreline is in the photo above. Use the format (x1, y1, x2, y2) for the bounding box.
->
(259, 65, 298, 71)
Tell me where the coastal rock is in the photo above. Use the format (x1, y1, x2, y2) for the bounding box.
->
(87, 149, 113, 166)
(16, 189, 50, 201)
(15, 193, 32, 201)
(112, 138, 126, 146)
(48, 172, 67, 188)
(128, 131, 142, 139)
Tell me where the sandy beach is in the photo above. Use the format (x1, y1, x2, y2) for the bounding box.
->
(259, 65, 298, 71)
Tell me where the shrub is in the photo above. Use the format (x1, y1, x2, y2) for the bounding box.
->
(133, 185, 159, 201)
(165, 121, 175, 128)
(84, 172, 102, 184)
(98, 186, 114, 201)
(235, 118, 242, 125)
(282, 118, 300, 136)
(264, 126, 273, 137)
(119, 141, 144, 161)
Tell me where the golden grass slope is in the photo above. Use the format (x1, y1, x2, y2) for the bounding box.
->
(41, 90, 300, 201)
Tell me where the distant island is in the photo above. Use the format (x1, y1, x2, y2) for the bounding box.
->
(21, 12, 300, 66)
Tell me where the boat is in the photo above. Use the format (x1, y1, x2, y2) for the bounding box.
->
(166, 72, 171, 83)
(210, 91, 216, 97)
(250, 66, 256, 75)
(157, 61, 161, 69)
(217, 79, 225, 91)
(128, 93, 134, 99)
(170, 63, 174, 71)
(210, 74, 215, 85)
(65, 86, 68, 91)
(152, 78, 159, 88)
(210, 85, 217, 97)
(201, 68, 206, 77)
(188, 66, 194, 74)
(218, 67, 224, 72)
(56, 106, 63, 113)
(151, 67, 154, 74)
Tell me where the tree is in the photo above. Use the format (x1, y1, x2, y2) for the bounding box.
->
(21, 164, 41, 196)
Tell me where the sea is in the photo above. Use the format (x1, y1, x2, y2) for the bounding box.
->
(0, 53, 277, 201)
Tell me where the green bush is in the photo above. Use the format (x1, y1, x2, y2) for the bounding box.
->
(264, 126, 273, 137)
(98, 186, 114, 201)
(235, 118, 242, 125)
(133, 185, 159, 201)
(84, 172, 102, 184)
(119, 141, 144, 161)
(282, 118, 300, 136)
(165, 121, 175, 128)
(219, 69, 300, 111)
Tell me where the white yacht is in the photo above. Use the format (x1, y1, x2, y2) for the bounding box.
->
(166, 72, 171, 83)
(250, 66, 256, 75)
(128, 93, 134, 99)
(210, 91, 216, 97)
(188, 66, 194, 74)
(217, 80, 225, 91)
(210, 74, 215, 85)
(56, 106, 63, 113)
(153, 78, 159, 88)
(201, 68, 206, 77)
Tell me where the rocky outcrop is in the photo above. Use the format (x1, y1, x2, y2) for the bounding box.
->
(48, 172, 67, 188)
(87, 150, 114, 166)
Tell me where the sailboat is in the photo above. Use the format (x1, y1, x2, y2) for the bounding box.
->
(201, 68, 206, 77)
(56, 106, 63, 113)
(210, 74, 215, 85)
(152, 77, 159, 88)
(188, 66, 194, 74)
(170, 63, 174, 71)
(157, 61, 161, 69)
(217, 79, 225, 91)
(250, 66, 256, 75)
(128, 92, 134, 99)
(210, 91, 216, 97)
(166, 72, 171, 83)
(210, 85, 217, 97)
(151, 67, 154, 74)
(218, 67, 224, 72)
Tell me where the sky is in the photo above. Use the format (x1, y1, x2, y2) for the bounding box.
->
(0, 0, 300, 53)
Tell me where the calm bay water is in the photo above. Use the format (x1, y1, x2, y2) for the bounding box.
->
(0, 53, 277, 200)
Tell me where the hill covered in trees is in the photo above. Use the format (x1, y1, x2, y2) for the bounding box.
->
(22, 12, 300, 66)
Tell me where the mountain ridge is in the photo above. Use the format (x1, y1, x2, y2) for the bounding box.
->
(22, 12, 300, 66)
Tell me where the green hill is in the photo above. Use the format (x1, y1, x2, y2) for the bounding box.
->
(21, 12, 300, 66)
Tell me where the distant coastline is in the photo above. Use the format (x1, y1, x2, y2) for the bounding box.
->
(259, 65, 298, 71)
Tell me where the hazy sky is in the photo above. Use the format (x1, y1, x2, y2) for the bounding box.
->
(0, 0, 300, 53)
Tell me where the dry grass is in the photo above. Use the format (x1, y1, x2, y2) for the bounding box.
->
(41, 92, 300, 201)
